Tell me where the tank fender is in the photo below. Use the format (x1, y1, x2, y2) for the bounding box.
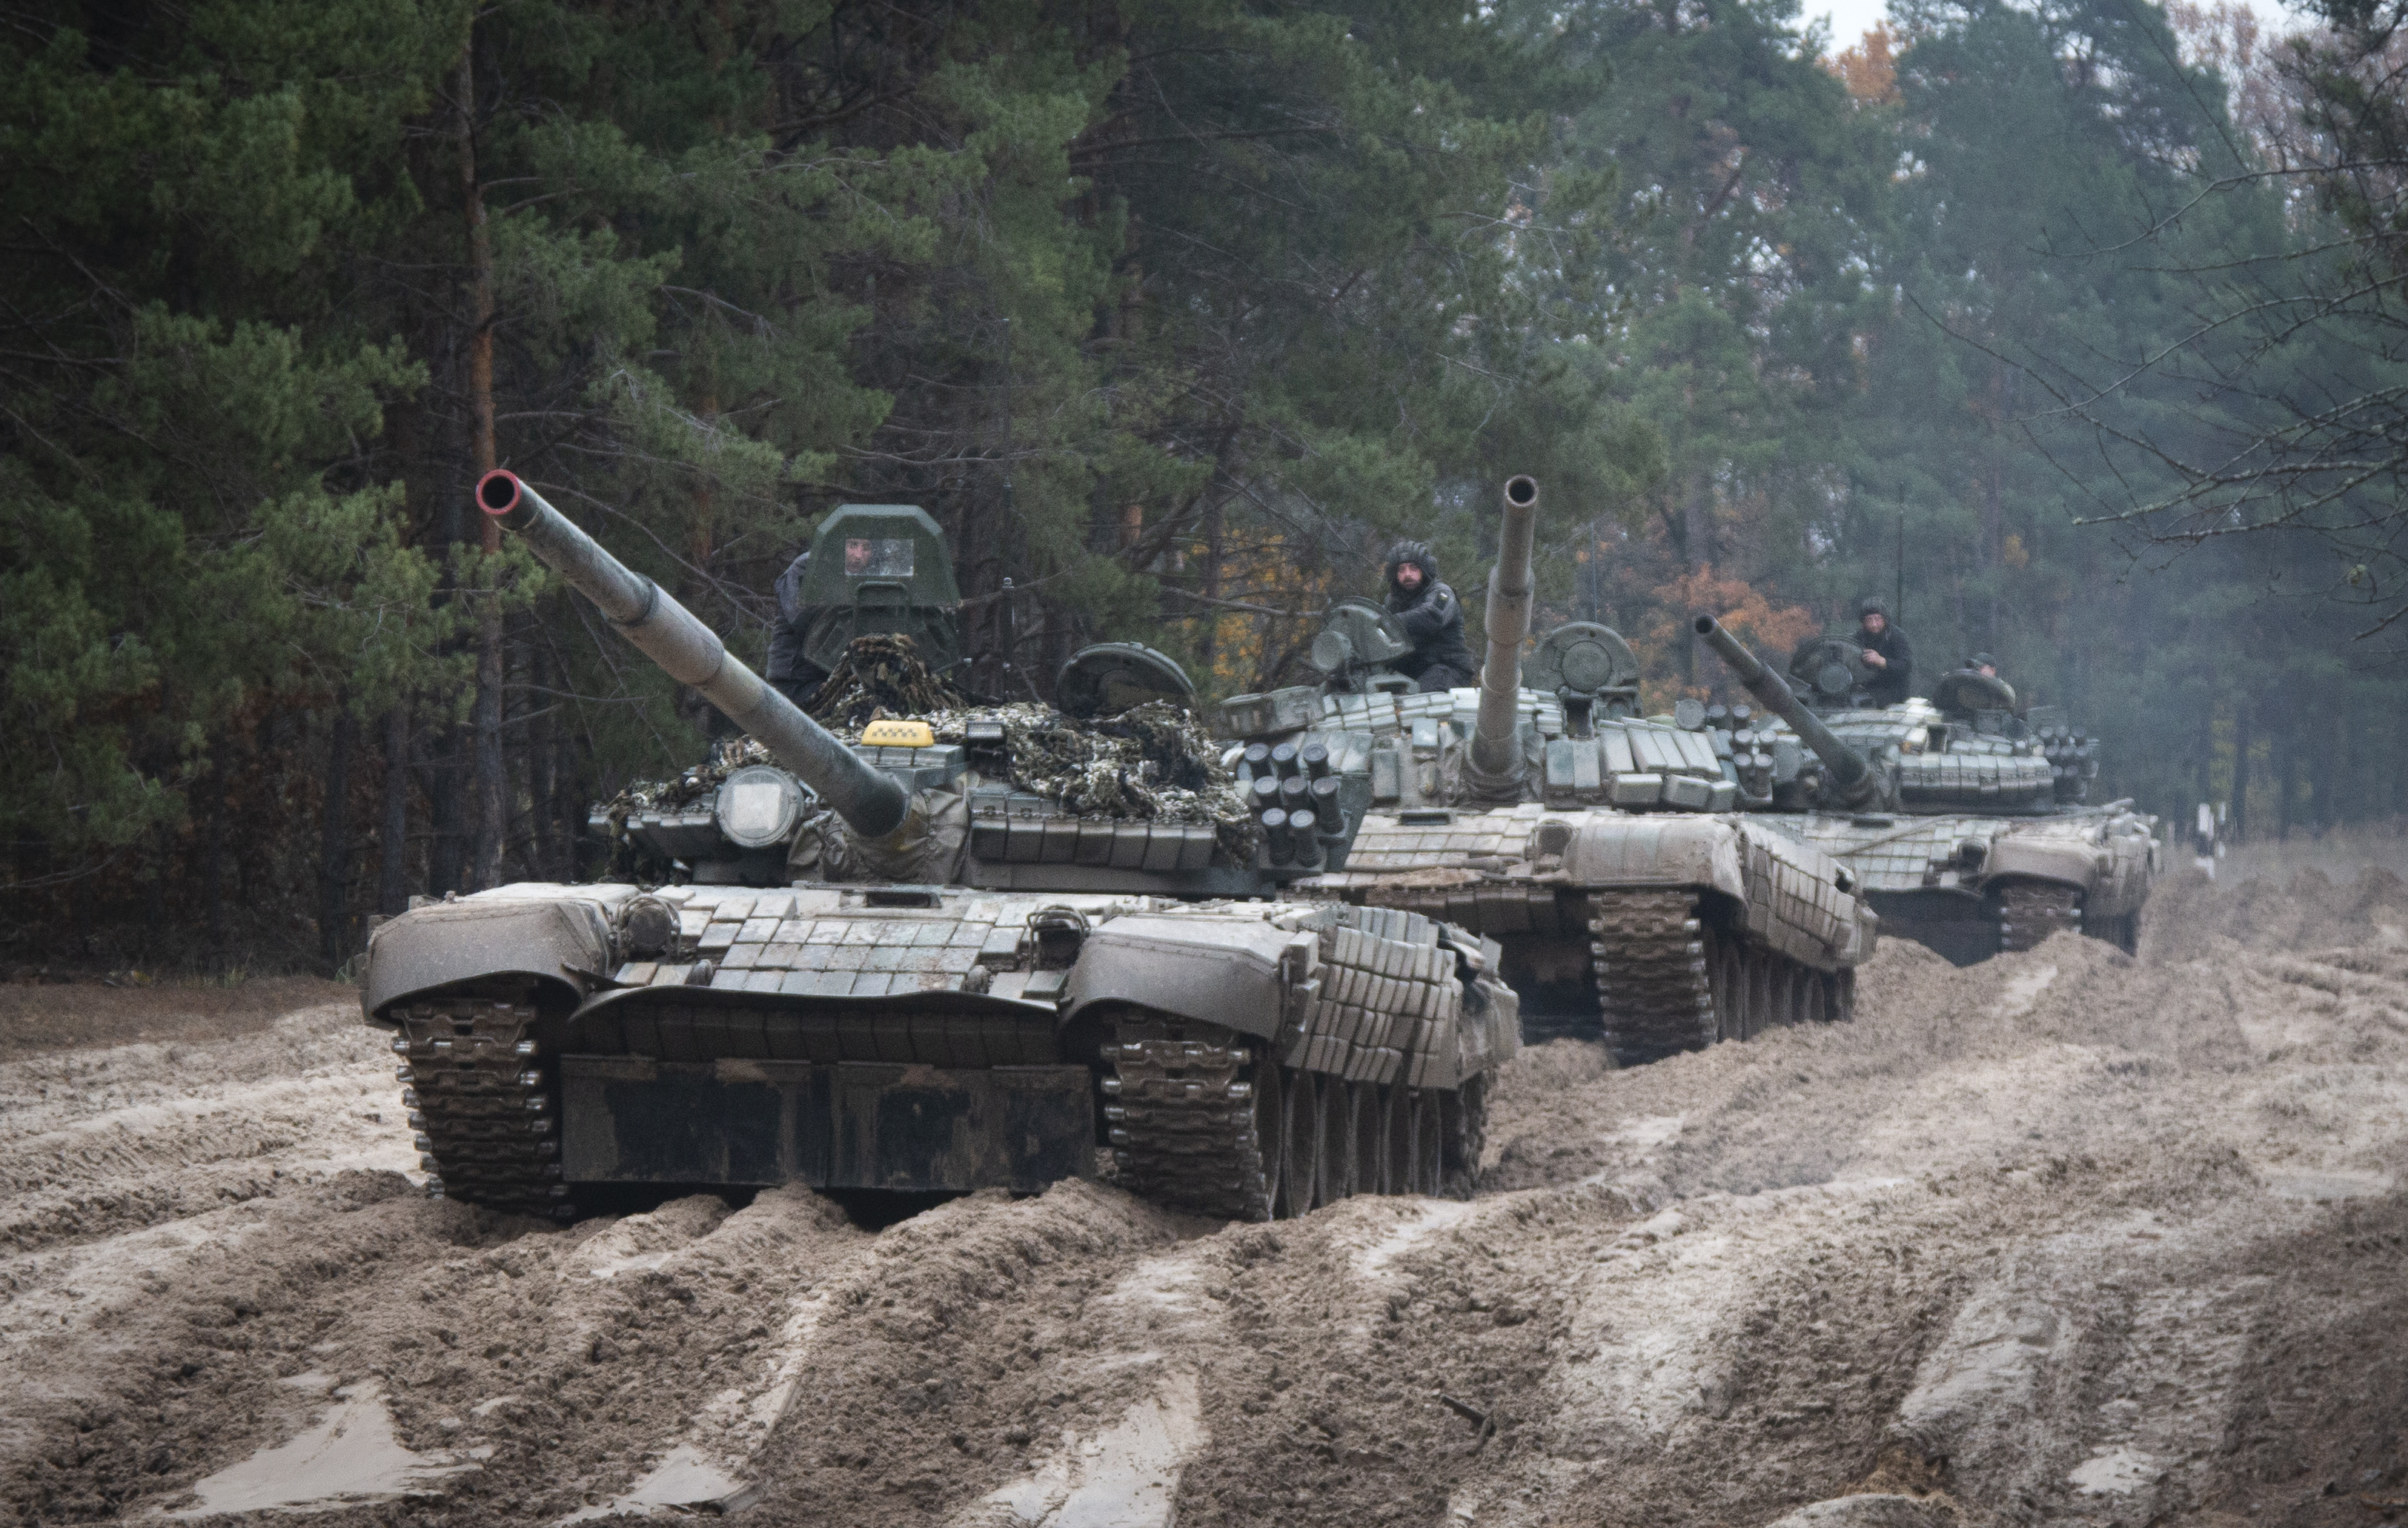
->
(1982, 836, 2102, 893)
(362, 889, 624, 1022)
(1560, 815, 1747, 901)
(1064, 914, 1319, 1043)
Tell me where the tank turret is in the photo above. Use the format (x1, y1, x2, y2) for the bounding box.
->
(1692, 614, 1884, 810)
(480, 470, 909, 839)
(1692, 608, 2156, 966)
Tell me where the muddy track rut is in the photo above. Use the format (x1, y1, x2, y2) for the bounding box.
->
(4, 867, 2407, 1527)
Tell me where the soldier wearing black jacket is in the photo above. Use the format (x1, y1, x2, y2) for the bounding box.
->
(765, 551, 827, 709)
(1855, 598, 1914, 707)
(1384, 540, 1476, 693)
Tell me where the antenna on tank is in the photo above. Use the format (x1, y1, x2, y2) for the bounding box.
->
(1895, 501, 1905, 632)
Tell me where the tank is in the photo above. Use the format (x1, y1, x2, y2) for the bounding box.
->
(359, 471, 1518, 1224)
(1693, 616, 2158, 963)
(1214, 477, 1880, 1067)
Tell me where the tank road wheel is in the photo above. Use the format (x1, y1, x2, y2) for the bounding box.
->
(1281, 1069, 1324, 1217)
(1341, 1083, 1381, 1200)
(391, 986, 570, 1220)
(1708, 934, 1748, 1043)
(1802, 972, 1829, 1026)
(1743, 950, 1774, 1040)
(1835, 968, 1857, 1023)
(1253, 1060, 1287, 1212)
(1408, 1090, 1445, 1195)
(1381, 1086, 1413, 1196)
(1104, 1012, 1490, 1220)
(1439, 1075, 1487, 1199)
(1321, 1080, 1361, 1201)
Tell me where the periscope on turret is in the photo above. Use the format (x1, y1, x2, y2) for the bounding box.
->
(1689, 614, 2159, 965)
(356, 470, 1518, 1225)
(1211, 478, 1880, 1066)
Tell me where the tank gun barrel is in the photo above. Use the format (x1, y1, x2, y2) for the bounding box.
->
(477, 469, 909, 839)
(1470, 475, 1542, 777)
(1692, 614, 1877, 807)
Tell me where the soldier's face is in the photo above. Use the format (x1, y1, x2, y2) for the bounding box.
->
(1862, 613, 1885, 636)
(1396, 564, 1424, 591)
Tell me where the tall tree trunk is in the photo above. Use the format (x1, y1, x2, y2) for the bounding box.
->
(379, 705, 411, 914)
(2229, 701, 2253, 844)
(319, 706, 356, 971)
(458, 41, 507, 890)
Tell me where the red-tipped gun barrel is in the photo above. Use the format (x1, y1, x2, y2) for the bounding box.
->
(477, 469, 909, 839)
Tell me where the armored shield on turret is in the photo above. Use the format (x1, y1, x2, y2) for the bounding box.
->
(794, 504, 964, 677)
(359, 471, 1517, 1224)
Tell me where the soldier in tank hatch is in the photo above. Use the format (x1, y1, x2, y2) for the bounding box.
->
(765, 550, 828, 710)
(1854, 597, 1914, 707)
(1384, 539, 1476, 693)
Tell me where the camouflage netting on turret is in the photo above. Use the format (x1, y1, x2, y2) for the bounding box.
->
(600, 735, 775, 826)
(809, 634, 969, 727)
(918, 699, 1261, 861)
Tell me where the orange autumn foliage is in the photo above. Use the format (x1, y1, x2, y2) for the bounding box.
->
(1829, 24, 1900, 105)
(1634, 565, 1821, 710)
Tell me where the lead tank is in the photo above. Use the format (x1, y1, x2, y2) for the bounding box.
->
(1693, 616, 2157, 963)
(1215, 478, 1880, 1066)
(362, 472, 1517, 1224)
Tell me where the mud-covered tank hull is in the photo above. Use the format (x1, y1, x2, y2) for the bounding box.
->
(1298, 807, 1875, 1066)
(365, 883, 1515, 1220)
(1753, 807, 2159, 966)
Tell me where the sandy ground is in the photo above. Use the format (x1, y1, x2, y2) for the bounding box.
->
(4, 865, 2407, 1527)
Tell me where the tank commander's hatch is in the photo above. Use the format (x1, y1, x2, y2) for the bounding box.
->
(1055, 642, 1195, 720)
(1530, 623, 1639, 705)
(1931, 668, 2018, 720)
(1788, 635, 1872, 706)
(1307, 599, 1415, 692)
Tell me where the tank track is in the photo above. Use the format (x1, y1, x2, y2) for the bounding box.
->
(1586, 890, 1853, 1066)
(1998, 882, 2083, 953)
(1588, 891, 1716, 1065)
(1103, 1014, 1482, 1221)
(390, 989, 570, 1218)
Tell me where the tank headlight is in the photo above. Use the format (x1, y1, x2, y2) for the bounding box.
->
(621, 895, 678, 957)
(714, 765, 806, 848)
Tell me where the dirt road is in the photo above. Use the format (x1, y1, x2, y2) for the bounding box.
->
(4, 866, 2405, 1527)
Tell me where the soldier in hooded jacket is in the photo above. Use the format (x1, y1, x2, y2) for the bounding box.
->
(765, 551, 828, 710)
(1854, 597, 1914, 708)
(1384, 539, 1476, 693)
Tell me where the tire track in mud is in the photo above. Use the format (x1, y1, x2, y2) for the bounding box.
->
(6, 866, 2408, 1527)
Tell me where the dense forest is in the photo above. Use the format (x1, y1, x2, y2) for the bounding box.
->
(5, 0, 2404, 973)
